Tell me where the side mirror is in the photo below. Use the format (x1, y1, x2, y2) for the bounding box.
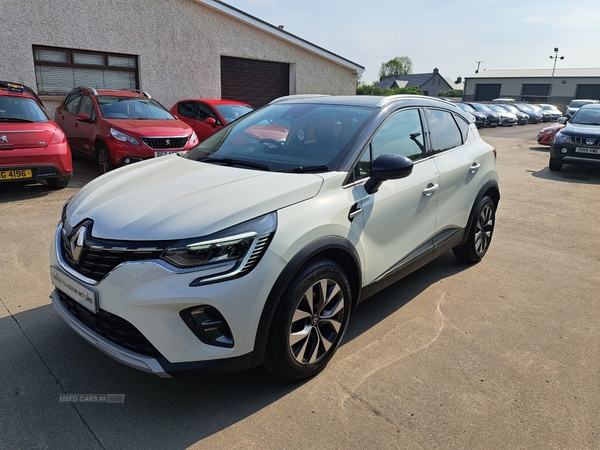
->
(557, 117, 568, 124)
(204, 117, 217, 128)
(364, 153, 414, 195)
(76, 113, 91, 122)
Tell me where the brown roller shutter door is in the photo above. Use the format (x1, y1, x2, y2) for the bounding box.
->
(221, 56, 290, 108)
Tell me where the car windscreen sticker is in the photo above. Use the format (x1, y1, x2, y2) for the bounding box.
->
(297, 129, 305, 141)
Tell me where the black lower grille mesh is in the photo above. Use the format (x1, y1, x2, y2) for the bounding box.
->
(57, 290, 163, 358)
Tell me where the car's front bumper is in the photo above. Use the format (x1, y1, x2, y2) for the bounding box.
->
(49, 223, 281, 375)
(551, 142, 600, 165)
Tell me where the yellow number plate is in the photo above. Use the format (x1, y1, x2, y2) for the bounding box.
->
(0, 169, 32, 180)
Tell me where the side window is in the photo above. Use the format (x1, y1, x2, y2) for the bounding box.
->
(350, 108, 425, 183)
(455, 115, 470, 142)
(426, 109, 463, 154)
(79, 95, 94, 117)
(64, 93, 82, 114)
(198, 104, 219, 124)
(177, 102, 196, 119)
(371, 108, 425, 161)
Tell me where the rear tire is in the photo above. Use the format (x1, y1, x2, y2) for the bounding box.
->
(453, 196, 496, 263)
(264, 259, 351, 380)
(549, 157, 563, 171)
(96, 143, 113, 174)
(46, 178, 68, 189)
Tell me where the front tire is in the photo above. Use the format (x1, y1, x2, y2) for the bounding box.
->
(549, 157, 563, 171)
(96, 143, 113, 174)
(453, 196, 496, 263)
(264, 259, 351, 380)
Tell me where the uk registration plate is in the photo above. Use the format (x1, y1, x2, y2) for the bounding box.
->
(154, 151, 178, 157)
(0, 169, 32, 180)
(575, 147, 600, 154)
(50, 266, 98, 313)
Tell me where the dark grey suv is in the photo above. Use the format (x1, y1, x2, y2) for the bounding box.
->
(550, 104, 600, 171)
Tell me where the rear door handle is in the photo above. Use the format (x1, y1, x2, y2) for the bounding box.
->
(422, 183, 439, 197)
(469, 162, 481, 173)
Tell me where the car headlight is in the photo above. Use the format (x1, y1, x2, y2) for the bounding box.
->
(190, 131, 198, 144)
(544, 129, 557, 134)
(162, 212, 277, 284)
(110, 127, 140, 145)
(554, 132, 572, 144)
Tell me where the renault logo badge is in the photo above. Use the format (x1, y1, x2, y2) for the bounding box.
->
(70, 226, 86, 263)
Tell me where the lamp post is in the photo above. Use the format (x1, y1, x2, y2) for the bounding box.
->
(548, 47, 564, 103)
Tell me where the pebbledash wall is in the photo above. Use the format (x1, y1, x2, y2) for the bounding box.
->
(1, 0, 364, 114)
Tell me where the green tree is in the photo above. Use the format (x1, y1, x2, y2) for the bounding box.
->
(356, 85, 422, 96)
(378, 56, 413, 81)
(437, 89, 463, 98)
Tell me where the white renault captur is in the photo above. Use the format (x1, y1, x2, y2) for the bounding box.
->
(50, 94, 499, 380)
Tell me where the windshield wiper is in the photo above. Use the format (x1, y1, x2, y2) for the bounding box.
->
(201, 157, 271, 171)
(281, 165, 329, 173)
(0, 117, 34, 123)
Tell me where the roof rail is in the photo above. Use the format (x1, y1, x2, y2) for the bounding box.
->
(376, 94, 453, 108)
(269, 94, 330, 104)
(128, 89, 151, 99)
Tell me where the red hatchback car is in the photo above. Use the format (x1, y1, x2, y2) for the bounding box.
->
(170, 98, 253, 142)
(55, 87, 198, 173)
(537, 123, 565, 146)
(0, 82, 72, 189)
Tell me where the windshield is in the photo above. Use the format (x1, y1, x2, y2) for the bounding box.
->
(489, 105, 506, 113)
(569, 100, 595, 108)
(471, 103, 492, 112)
(98, 96, 174, 120)
(215, 104, 253, 123)
(516, 104, 533, 112)
(185, 103, 374, 172)
(570, 108, 600, 125)
(457, 103, 475, 112)
(529, 105, 542, 112)
(0, 96, 49, 122)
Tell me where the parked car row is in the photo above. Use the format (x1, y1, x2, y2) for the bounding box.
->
(455, 102, 562, 128)
(1, 83, 258, 188)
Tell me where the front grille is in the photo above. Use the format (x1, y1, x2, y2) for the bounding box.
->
(57, 290, 163, 358)
(573, 136, 600, 146)
(60, 221, 173, 282)
(141, 136, 188, 149)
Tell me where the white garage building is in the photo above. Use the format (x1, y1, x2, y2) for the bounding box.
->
(1, 0, 363, 113)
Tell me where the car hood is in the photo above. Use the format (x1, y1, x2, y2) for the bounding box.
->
(66, 155, 324, 240)
(563, 122, 600, 137)
(105, 119, 192, 137)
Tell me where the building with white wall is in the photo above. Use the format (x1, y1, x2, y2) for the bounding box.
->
(1, 0, 364, 114)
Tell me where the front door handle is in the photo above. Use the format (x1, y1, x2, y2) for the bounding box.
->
(422, 183, 439, 197)
(348, 203, 363, 221)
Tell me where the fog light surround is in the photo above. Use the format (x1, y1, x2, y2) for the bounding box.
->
(180, 305, 234, 348)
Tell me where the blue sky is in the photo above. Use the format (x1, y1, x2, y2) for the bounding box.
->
(224, 0, 600, 84)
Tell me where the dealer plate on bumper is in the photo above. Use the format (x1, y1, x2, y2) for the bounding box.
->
(50, 266, 98, 313)
(575, 147, 600, 154)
